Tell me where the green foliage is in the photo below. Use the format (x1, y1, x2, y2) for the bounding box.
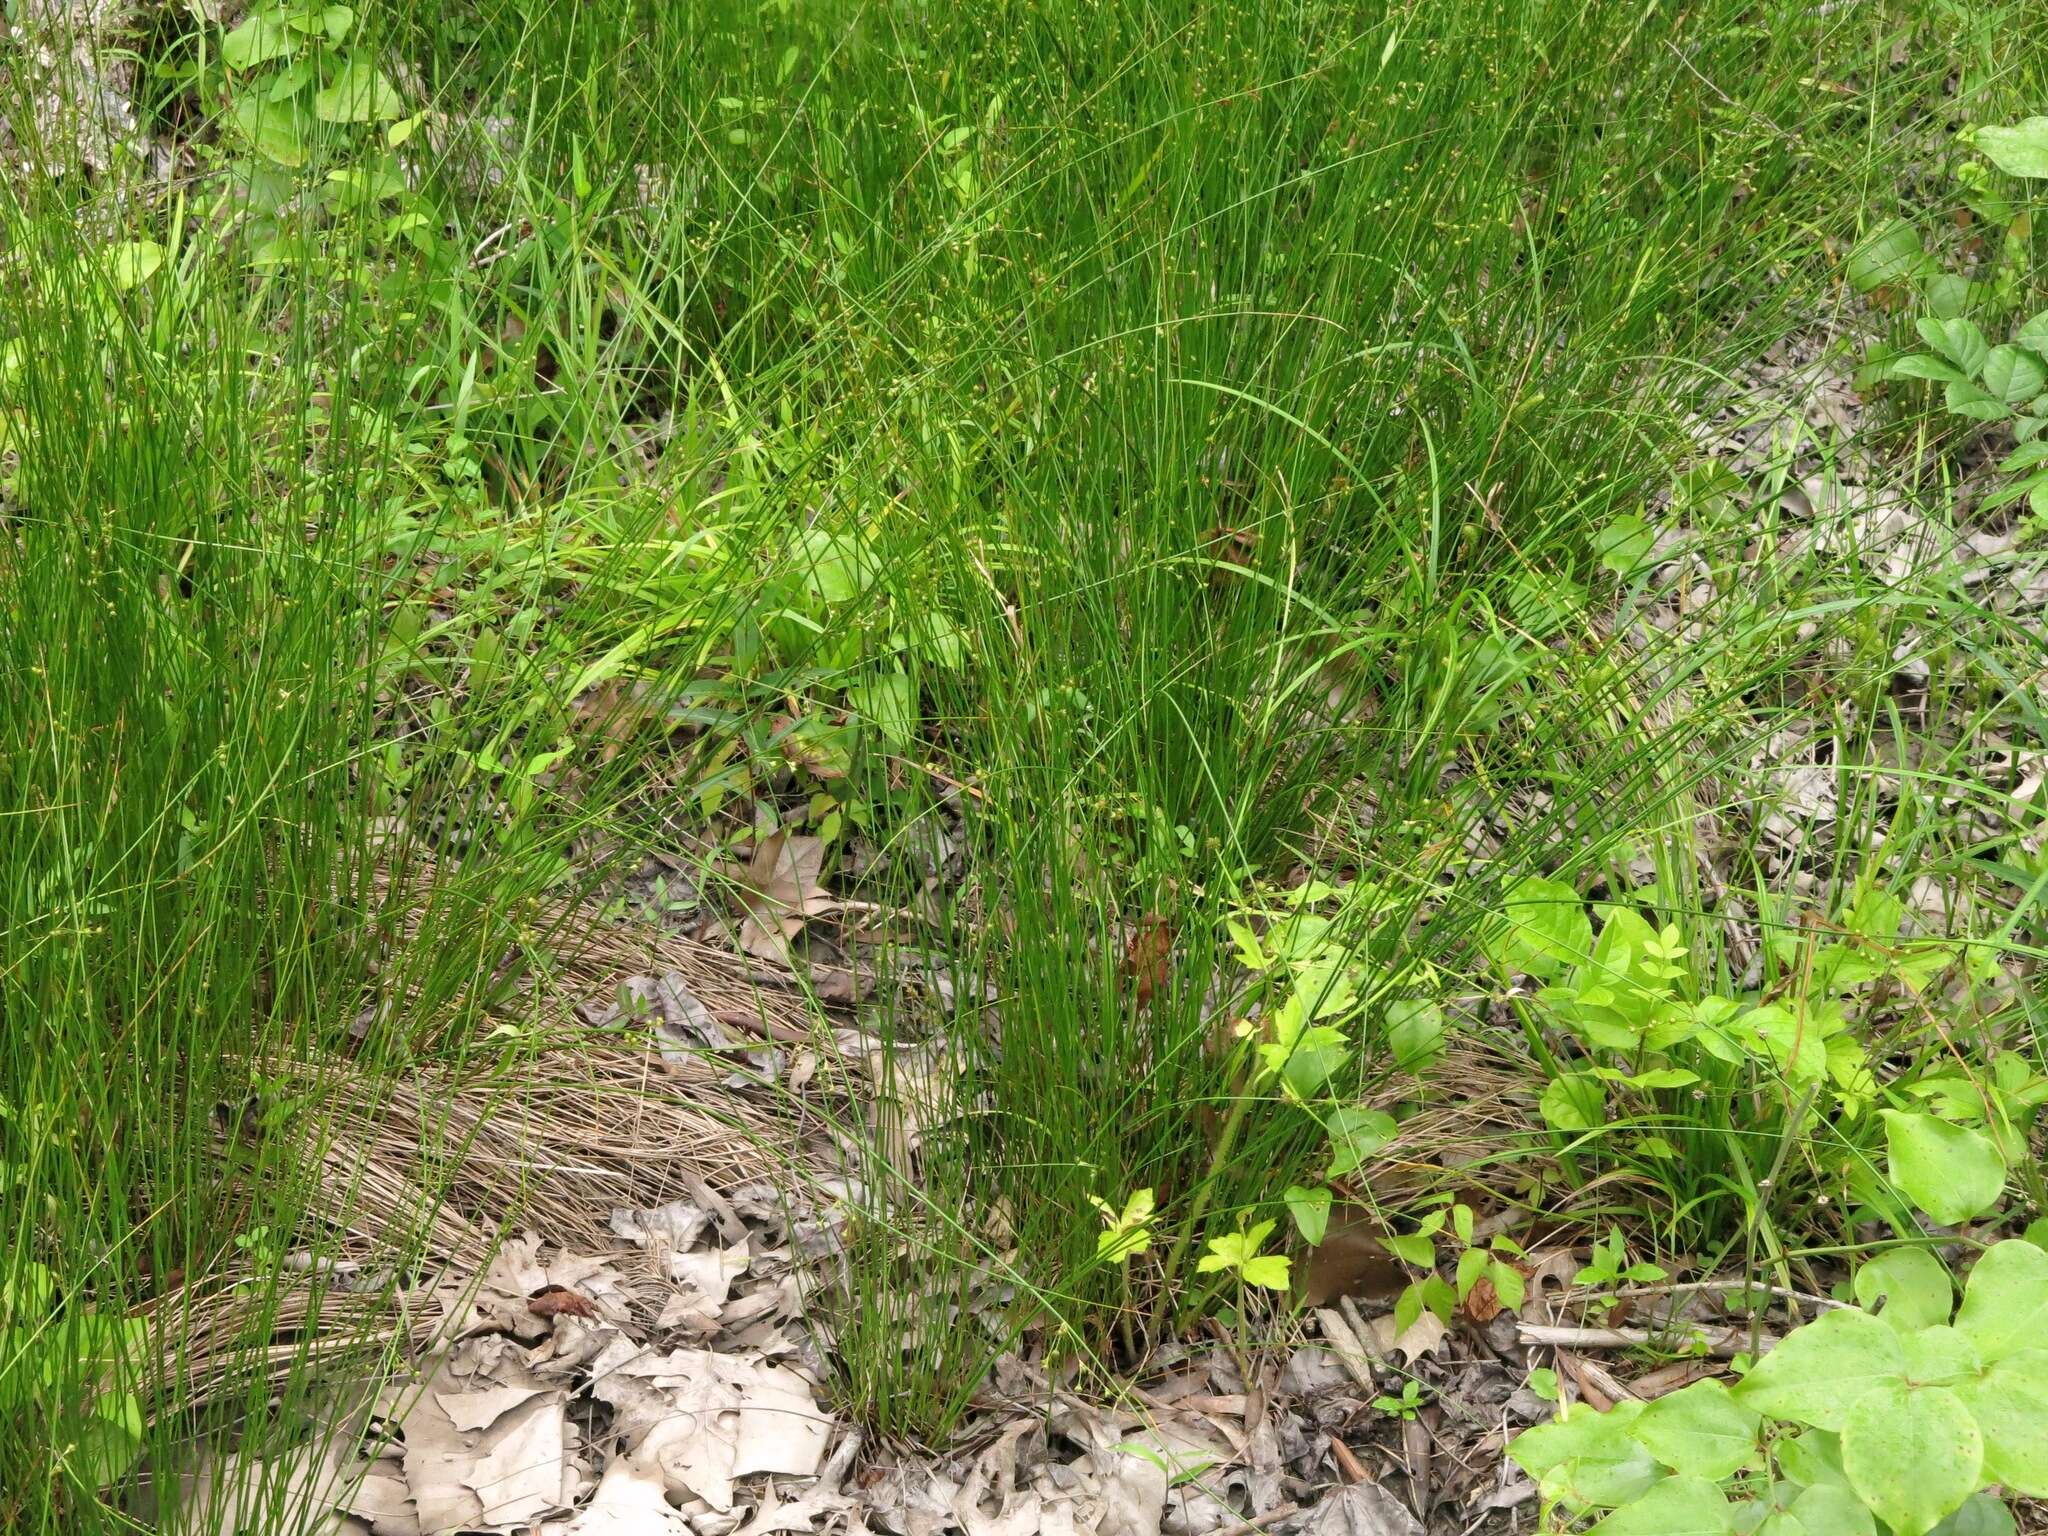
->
(1378, 1197, 1527, 1331)
(1492, 885, 2007, 1247)
(1854, 116, 2048, 528)
(0, 1264, 146, 1491)
(1512, 1243, 2048, 1535)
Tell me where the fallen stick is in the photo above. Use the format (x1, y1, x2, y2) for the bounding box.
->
(1516, 1321, 1770, 1359)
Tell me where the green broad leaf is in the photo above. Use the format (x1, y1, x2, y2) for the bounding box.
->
(1456, 1244, 1489, 1298)
(1227, 919, 1271, 973)
(1839, 1380, 1980, 1536)
(1506, 571, 1582, 638)
(1732, 1307, 1905, 1431)
(1946, 379, 2012, 422)
(1629, 1379, 1760, 1480)
(1853, 1248, 1953, 1333)
(1924, 274, 1988, 321)
(1511, 1400, 1667, 1510)
(1383, 1230, 1435, 1267)
(1496, 876, 1591, 979)
(1323, 1105, 1396, 1178)
(1927, 1494, 2018, 1536)
(1845, 219, 1930, 293)
(1269, 1021, 1349, 1099)
(313, 52, 404, 123)
(1541, 1071, 1605, 1133)
(1489, 1257, 1526, 1311)
(1957, 1242, 2048, 1365)
(230, 90, 310, 166)
(793, 528, 871, 604)
(1775, 1430, 1850, 1492)
(1975, 118, 2048, 179)
(1238, 1252, 1292, 1290)
(1880, 1111, 2006, 1227)
(1595, 514, 1656, 575)
(1608, 1066, 1700, 1091)
(1918, 318, 1992, 379)
(1953, 1348, 2048, 1496)
(1586, 902, 1659, 988)
(1883, 354, 1968, 384)
(847, 667, 917, 749)
(1386, 999, 1445, 1073)
(287, 3, 355, 41)
(1732, 1004, 1827, 1084)
(1901, 1325, 1979, 1387)
(108, 241, 165, 291)
(223, 8, 294, 69)
(67, 1392, 146, 1488)
(1284, 1185, 1332, 1247)
(1786, 1484, 1876, 1536)
(1983, 346, 2047, 407)
(2017, 310, 2048, 355)
(1586, 1475, 1735, 1535)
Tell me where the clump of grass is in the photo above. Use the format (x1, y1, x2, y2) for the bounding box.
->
(4, 0, 2044, 1507)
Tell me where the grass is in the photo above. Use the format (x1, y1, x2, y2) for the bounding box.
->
(1, 0, 2045, 1524)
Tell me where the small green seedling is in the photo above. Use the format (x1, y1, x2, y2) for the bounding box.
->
(1373, 1379, 1428, 1422)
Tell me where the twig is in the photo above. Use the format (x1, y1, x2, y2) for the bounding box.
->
(1517, 1321, 1769, 1359)
(1557, 1351, 1615, 1411)
(1327, 1433, 1370, 1485)
(1604, 1280, 1849, 1311)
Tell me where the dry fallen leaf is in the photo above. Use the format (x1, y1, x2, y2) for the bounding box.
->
(548, 1456, 691, 1535)
(528, 1286, 599, 1322)
(1366, 1309, 1447, 1366)
(1461, 1274, 1502, 1323)
(401, 1358, 575, 1534)
(734, 833, 832, 963)
(1123, 915, 1172, 1010)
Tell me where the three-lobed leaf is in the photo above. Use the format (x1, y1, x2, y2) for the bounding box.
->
(1197, 1220, 1291, 1291)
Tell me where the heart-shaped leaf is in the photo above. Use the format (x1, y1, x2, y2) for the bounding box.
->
(1880, 1111, 2005, 1227)
(1976, 118, 2048, 179)
(1853, 1248, 1953, 1333)
(1732, 1307, 1904, 1431)
(1839, 1380, 1980, 1536)
(1585, 1475, 1735, 1535)
(314, 52, 404, 123)
(1956, 1241, 2048, 1364)
(1954, 1347, 2048, 1496)
(1628, 1379, 1759, 1480)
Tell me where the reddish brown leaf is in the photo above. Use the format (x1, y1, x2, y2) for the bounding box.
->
(527, 1286, 597, 1321)
(1123, 914, 1172, 1009)
(1461, 1273, 1502, 1323)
